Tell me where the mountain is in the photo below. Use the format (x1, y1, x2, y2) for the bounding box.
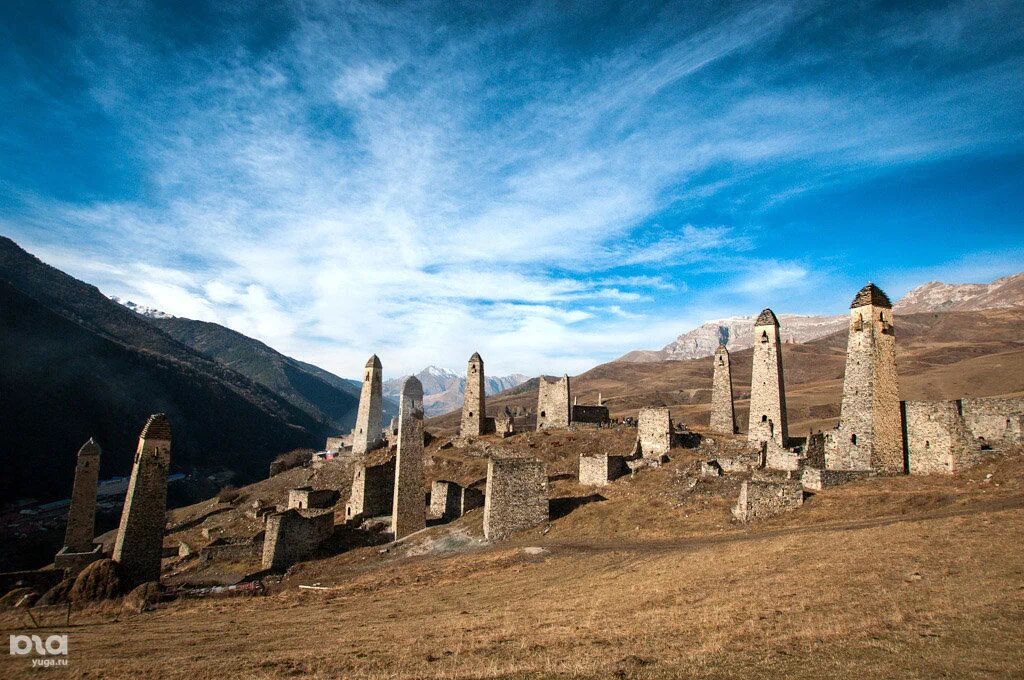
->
(0, 236, 342, 504)
(384, 366, 529, 417)
(618, 273, 1024, 363)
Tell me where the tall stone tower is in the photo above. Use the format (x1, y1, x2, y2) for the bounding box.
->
(461, 352, 486, 437)
(352, 354, 383, 455)
(747, 309, 788, 447)
(829, 283, 902, 472)
(536, 375, 571, 430)
(710, 345, 736, 434)
(392, 376, 426, 540)
(62, 438, 101, 553)
(113, 414, 171, 588)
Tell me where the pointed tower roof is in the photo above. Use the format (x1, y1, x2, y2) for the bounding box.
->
(754, 308, 780, 326)
(365, 354, 382, 369)
(714, 344, 729, 355)
(78, 438, 100, 456)
(469, 352, 482, 362)
(850, 283, 892, 309)
(140, 413, 171, 441)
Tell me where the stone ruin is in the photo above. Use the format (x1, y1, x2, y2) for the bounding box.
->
(747, 308, 789, 448)
(262, 506, 334, 572)
(570, 403, 610, 426)
(461, 352, 488, 438)
(732, 479, 803, 522)
(710, 344, 736, 434)
(495, 407, 515, 438)
(54, 438, 104, 575)
(352, 354, 384, 455)
(636, 407, 671, 459)
(579, 453, 628, 486)
(483, 457, 548, 540)
(960, 397, 1024, 446)
(392, 376, 426, 540)
(113, 414, 171, 589)
(430, 480, 485, 521)
(288, 487, 338, 510)
(536, 375, 571, 430)
(345, 456, 395, 522)
(827, 284, 903, 473)
(903, 399, 981, 474)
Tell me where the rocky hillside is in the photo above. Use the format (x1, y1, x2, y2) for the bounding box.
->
(0, 237, 347, 504)
(618, 273, 1024, 363)
(385, 365, 528, 416)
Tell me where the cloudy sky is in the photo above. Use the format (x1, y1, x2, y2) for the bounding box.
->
(2, 1, 1023, 378)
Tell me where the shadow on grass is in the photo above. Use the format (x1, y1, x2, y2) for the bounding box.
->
(549, 494, 607, 520)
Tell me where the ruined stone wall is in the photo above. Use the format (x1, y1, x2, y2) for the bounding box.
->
(261, 508, 333, 571)
(764, 440, 801, 471)
(747, 311, 789, 447)
(732, 479, 802, 522)
(904, 400, 980, 475)
(483, 457, 548, 540)
(495, 411, 514, 437)
(801, 468, 873, 491)
(345, 458, 395, 521)
(325, 436, 346, 452)
(536, 376, 571, 430)
(804, 432, 826, 468)
(63, 439, 100, 554)
(830, 300, 902, 473)
(461, 353, 486, 437)
(710, 346, 736, 434)
(352, 355, 384, 455)
(571, 405, 609, 426)
(392, 377, 426, 539)
(113, 414, 171, 588)
(961, 397, 1024, 445)
(429, 480, 463, 520)
(638, 408, 671, 458)
(579, 454, 627, 486)
(288, 487, 338, 510)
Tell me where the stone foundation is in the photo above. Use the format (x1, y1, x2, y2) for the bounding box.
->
(732, 479, 803, 522)
(801, 468, 874, 491)
(637, 408, 671, 458)
(904, 400, 981, 475)
(261, 508, 334, 571)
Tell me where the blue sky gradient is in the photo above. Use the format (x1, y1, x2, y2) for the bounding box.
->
(2, 0, 1023, 376)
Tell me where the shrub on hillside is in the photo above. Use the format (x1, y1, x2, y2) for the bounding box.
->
(70, 559, 123, 605)
(36, 579, 73, 606)
(217, 485, 241, 504)
(269, 448, 314, 477)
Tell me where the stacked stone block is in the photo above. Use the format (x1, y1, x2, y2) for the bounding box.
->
(392, 376, 426, 540)
(352, 354, 384, 455)
(710, 345, 736, 434)
(579, 453, 627, 486)
(345, 458, 395, 521)
(261, 508, 334, 571)
(483, 457, 548, 540)
(495, 408, 515, 437)
(801, 468, 873, 491)
(747, 309, 789, 447)
(960, 397, 1024, 446)
(63, 438, 101, 553)
(732, 479, 803, 522)
(637, 408, 671, 458)
(904, 400, 980, 474)
(571, 404, 609, 426)
(829, 284, 903, 473)
(461, 352, 486, 437)
(113, 414, 171, 588)
(288, 487, 337, 510)
(536, 375, 571, 430)
(430, 480, 463, 520)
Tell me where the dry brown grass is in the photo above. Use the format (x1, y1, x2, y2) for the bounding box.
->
(3, 445, 1023, 679)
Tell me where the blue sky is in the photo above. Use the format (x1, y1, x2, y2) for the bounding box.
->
(1, 0, 1023, 377)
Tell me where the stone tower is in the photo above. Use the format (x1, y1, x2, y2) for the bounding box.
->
(828, 283, 902, 472)
(710, 345, 736, 434)
(536, 375, 571, 430)
(392, 376, 426, 540)
(113, 414, 171, 588)
(461, 352, 486, 437)
(352, 354, 383, 454)
(747, 309, 788, 447)
(62, 438, 101, 554)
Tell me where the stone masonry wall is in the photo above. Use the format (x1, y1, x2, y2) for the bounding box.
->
(536, 376, 571, 430)
(430, 480, 463, 520)
(904, 400, 980, 475)
(747, 311, 789, 447)
(352, 355, 384, 454)
(345, 457, 395, 521)
(710, 345, 736, 434)
(460, 486, 485, 515)
(261, 508, 334, 571)
(288, 487, 338, 510)
(638, 408, 671, 458)
(113, 414, 171, 588)
(732, 479, 803, 522)
(961, 397, 1024, 445)
(830, 297, 902, 473)
(579, 454, 627, 486)
(392, 376, 426, 540)
(461, 353, 486, 437)
(571, 405, 609, 426)
(63, 438, 101, 554)
(483, 457, 548, 540)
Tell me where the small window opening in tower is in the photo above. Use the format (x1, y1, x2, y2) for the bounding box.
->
(879, 311, 885, 321)
(761, 415, 767, 422)
(468, 412, 473, 418)
(540, 411, 546, 418)
(925, 440, 930, 449)
(365, 372, 369, 381)
(760, 331, 768, 343)
(851, 434, 857, 444)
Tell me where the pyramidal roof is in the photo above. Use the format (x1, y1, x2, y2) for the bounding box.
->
(78, 438, 100, 456)
(714, 344, 729, 354)
(140, 413, 171, 441)
(754, 308, 780, 326)
(469, 351, 483, 362)
(850, 283, 892, 309)
(366, 354, 382, 368)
